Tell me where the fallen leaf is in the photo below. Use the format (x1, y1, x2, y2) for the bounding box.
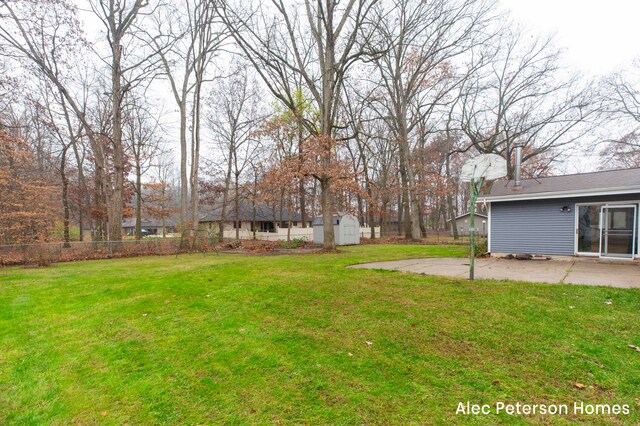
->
(574, 383, 586, 389)
(348, 352, 353, 357)
(101, 411, 107, 417)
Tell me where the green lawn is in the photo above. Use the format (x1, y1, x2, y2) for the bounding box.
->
(1, 245, 639, 425)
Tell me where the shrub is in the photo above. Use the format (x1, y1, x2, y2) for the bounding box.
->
(279, 237, 307, 249)
(473, 238, 488, 257)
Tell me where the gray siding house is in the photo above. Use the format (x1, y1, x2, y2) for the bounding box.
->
(478, 168, 640, 260)
(451, 212, 488, 237)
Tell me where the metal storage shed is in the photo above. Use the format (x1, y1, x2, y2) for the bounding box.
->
(313, 213, 360, 245)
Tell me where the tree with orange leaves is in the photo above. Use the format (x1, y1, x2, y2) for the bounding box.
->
(0, 129, 57, 244)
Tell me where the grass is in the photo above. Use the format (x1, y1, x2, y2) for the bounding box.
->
(1, 244, 639, 425)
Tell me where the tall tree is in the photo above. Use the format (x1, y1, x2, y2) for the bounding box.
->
(150, 0, 227, 231)
(124, 98, 163, 239)
(217, 0, 380, 249)
(89, 0, 153, 242)
(372, 0, 493, 239)
(207, 64, 264, 240)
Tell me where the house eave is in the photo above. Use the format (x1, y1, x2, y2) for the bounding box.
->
(478, 186, 640, 203)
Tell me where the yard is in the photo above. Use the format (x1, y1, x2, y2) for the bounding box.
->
(1, 245, 639, 424)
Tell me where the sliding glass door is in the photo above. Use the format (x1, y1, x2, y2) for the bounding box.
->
(599, 205, 637, 259)
(577, 205, 601, 255)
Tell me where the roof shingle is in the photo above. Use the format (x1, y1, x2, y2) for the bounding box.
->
(481, 168, 640, 201)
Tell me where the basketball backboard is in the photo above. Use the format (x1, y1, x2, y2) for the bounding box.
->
(460, 154, 507, 182)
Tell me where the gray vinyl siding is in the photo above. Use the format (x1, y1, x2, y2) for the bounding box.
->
(491, 199, 575, 255)
(490, 193, 640, 256)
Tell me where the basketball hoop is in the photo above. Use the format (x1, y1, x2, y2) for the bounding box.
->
(460, 154, 507, 280)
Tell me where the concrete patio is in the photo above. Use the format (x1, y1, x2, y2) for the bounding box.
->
(349, 257, 640, 288)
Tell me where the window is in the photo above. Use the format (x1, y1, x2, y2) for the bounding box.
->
(233, 221, 241, 229)
(577, 204, 601, 254)
(260, 222, 275, 232)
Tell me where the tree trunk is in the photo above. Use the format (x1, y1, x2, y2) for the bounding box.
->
(69, 133, 87, 242)
(397, 122, 422, 240)
(108, 42, 124, 244)
(286, 197, 292, 242)
(220, 143, 234, 238)
(179, 103, 188, 231)
(397, 192, 403, 236)
(135, 163, 142, 240)
(298, 125, 307, 228)
(320, 178, 335, 250)
(60, 145, 71, 248)
(444, 154, 459, 239)
(311, 179, 317, 219)
(190, 78, 203, 232)
(380, 199, 389, 237)
(234, 173, 240, 241)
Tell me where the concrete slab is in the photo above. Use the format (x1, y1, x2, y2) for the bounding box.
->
(349, 257, 640, 288)
(566, 260, 640, 288)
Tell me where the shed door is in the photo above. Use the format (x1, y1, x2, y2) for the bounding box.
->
(599, 205, 636, 259)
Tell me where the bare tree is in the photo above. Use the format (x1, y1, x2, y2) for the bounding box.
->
(217, 0, 380, 249)
(149, 0, 227, 231)
(371, 0, 494, 239)
(599, 61, 640, 168)
(456, 29, 595, 178)
(0, 0, 111, 240)
(89, 0, 157, 242)
(124, 97, 163, 239)
(207, 64, 264, 240)
(37, 82, 84, 246)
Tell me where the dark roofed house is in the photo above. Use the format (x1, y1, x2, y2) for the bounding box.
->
(479, 167, 640, 260)
(199, 202, 308, 233)
(121, 218, 176, 237)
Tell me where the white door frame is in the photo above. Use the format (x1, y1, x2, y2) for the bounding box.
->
(574, 200, 640, 259)
(598, 204, 637, 260)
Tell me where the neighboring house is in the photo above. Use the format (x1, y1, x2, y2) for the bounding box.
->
(313, 213, 360, 245)
(122, 218, 176, 236)
(479, 167, 640, 260)
(199, 202, 309, 233)
(451, 212, 488, 237)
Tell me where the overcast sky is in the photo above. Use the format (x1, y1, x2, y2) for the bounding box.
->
(75, 1, 640, 174)
(501, 0, 640, 77)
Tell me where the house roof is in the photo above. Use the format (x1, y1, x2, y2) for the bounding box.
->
(200, 202, 303, 223)
(121, 218, 176, 228)
(479, 168, 640, 203)
(312, 213, 357, 226)
(454, 212, 487, 220)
